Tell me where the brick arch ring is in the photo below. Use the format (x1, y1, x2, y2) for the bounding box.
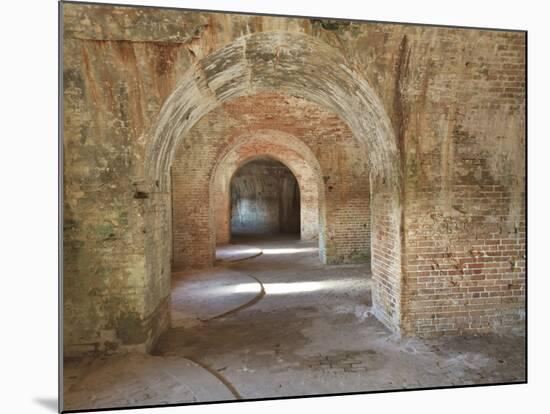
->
(145, 31, 400, 189)
(210, 130, 329, 262)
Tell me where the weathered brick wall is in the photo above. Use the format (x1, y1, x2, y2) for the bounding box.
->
(170, 147, 214, 269)
(62, 3, 525, 354)
(323, 166, 371, 265)
(62, 5, 186, 354)
(396, 30, 526, 336)
(370, 181, 403, 333)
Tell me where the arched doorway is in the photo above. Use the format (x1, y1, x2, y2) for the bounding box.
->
(209, 130, 326, 263)
(229, 157, 301, 239)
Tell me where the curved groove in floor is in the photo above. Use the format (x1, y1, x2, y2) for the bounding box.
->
(202, 273, 266, 321)
(224, 251, 263, 263)
(216, 244, 263, 263)
(183, 356, 242, 400)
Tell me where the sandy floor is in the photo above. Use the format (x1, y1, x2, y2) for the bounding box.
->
(63, 237, 525, 411)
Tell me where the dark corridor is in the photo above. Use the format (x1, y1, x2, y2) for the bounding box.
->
(230, 157, 300, 237)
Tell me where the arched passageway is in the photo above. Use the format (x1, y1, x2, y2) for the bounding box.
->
(209, 129, 327, 261)
(229, 157, 301, 238)
(144, 33, 402, 356)
(148, 31, 403, 344)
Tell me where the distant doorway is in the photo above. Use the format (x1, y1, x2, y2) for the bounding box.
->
(230, 157, 301, 239)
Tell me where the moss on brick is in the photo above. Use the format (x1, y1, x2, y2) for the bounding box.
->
(95, 222, 115, 239)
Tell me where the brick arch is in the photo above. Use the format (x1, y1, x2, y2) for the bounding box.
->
(146, 31, 400, 189)
(210, 130, 327, 260)
(150, 32, 404, 336)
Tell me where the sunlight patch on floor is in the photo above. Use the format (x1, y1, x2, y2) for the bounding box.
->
(261, 247, 318, 255)
(230, 279, 365, 295)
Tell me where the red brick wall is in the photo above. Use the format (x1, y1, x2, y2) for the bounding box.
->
(404, 186, 525, 336)
(371, 181, 403, 332)
(399, 32, 526, 336)
(323, 167, 371, 264)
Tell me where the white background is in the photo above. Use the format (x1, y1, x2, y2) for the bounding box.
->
(0, 0, 546, 413)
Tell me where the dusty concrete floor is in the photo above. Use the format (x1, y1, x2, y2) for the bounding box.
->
(63, 237, 525, 411)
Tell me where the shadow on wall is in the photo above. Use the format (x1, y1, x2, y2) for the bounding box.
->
(230, 157, 300, 238)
